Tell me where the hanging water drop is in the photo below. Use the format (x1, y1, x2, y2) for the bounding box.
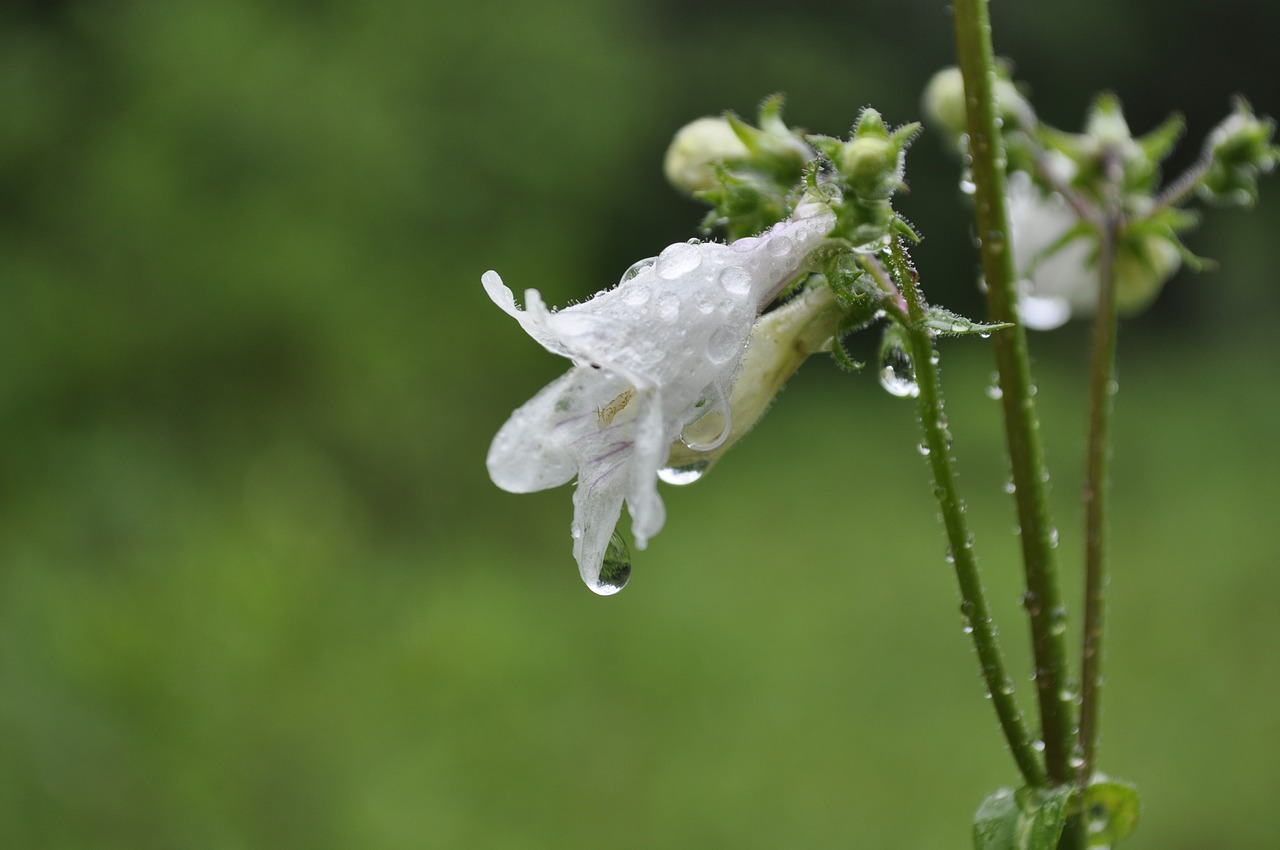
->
(592, 530, 632, 595)
(877, 327, 919, 398)
(657, 461, 709, 486)
(986, 373, 1003, 400)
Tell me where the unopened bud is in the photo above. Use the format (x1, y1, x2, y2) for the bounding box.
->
(663, 116, 750, 195)
(840, 136, 896, 196)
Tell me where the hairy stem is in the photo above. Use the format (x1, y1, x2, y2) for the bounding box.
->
(951, 0, 1076, 784)
(874, 250, 1047, 787)
(1079, 175, 1124, 784)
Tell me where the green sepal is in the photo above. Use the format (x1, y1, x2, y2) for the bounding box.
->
(1080, 780, 1140, 847)
(830, 319, 868, 373)
(805, 134, 845, 162)
(1137, 112, 1186, 166)
(917, 305, 1012, 337)
(972, 786, 1075, 850)
(892, 215, 922, 243)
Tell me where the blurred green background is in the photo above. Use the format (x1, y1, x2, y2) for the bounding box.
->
(2, 1, 1278, 847)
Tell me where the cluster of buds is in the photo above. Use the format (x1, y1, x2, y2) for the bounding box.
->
(924, 67, 1278, 327)
(663, 95, 814, 240)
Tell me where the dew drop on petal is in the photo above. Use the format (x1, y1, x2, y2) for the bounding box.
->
(619, 257, 656, 285)
(730, 235, 761, 253)
(658, 291, 680, 321)
(655, 242, 701, 279)
(766, 234, 794, 257)
(657, 460, 709, 486)
(706, 325, 740, 365)
(718, 265, 751, 296)
(622, 284, 652, 306)
(591, 530, 632, 595)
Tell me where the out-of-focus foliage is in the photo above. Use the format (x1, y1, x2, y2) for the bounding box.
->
(1, 1, 1278, 848)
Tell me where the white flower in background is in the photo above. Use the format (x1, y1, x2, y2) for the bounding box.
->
(1008, 169, 1181, 329)
(1007, 170, 1094, 330)
(485, 200, 835, 594)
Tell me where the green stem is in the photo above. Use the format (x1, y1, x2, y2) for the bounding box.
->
(1079, 189, 1124, 785)
(951, 0, 1076, 784)
(1150, 152, 1214, 216)
(873, 251, 1047, 788)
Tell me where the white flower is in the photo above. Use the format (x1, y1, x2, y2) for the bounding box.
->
(1007, 170, 1095, 330)
(1007, 170, 1180, 329)
(485, 200, 835, 594)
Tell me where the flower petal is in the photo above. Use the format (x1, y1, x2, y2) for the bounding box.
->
(487, 367, 630, 494)
(482, 271, 575, 360)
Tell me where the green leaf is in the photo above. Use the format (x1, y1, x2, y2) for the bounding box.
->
(1081, 780, 1140, 847)
(973, 786, 1075, 850)
(917, 305, 1012, 337)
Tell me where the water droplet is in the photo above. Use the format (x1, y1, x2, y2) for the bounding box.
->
(999, 678, 1017, 697)
(1003, 480, 1016, 494)
(679, 384, 732, 451)
(655, 242, 701, 279)
(619, 257, 655, 284)
(986, 374, 1003, 400)
(621, 285, 651, 306)
(878, 331, 919, 398)
(718, 265, 751, 296)
(1031, 738, 1046, 753)
(766, 234, 794, 257)
(959, 178, 976, 195)
(706, 325, 739, 365)
(657, 461, 709, 486)
(730, 235, 761, 253)
(657, 291, 680, 321)
(917, 443, 931, 456)
(694, 290, 716, 314)
(1048, 604, 1068, 636)
(592, 530, 632, 595)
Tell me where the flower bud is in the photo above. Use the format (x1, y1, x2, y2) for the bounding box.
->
(922, 66, 1033, 142)
(922, 68, 968, 137)
(663, 116, 750, 195)
(1199, 99, 1279, 206)
(840, 136, 896, 196)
